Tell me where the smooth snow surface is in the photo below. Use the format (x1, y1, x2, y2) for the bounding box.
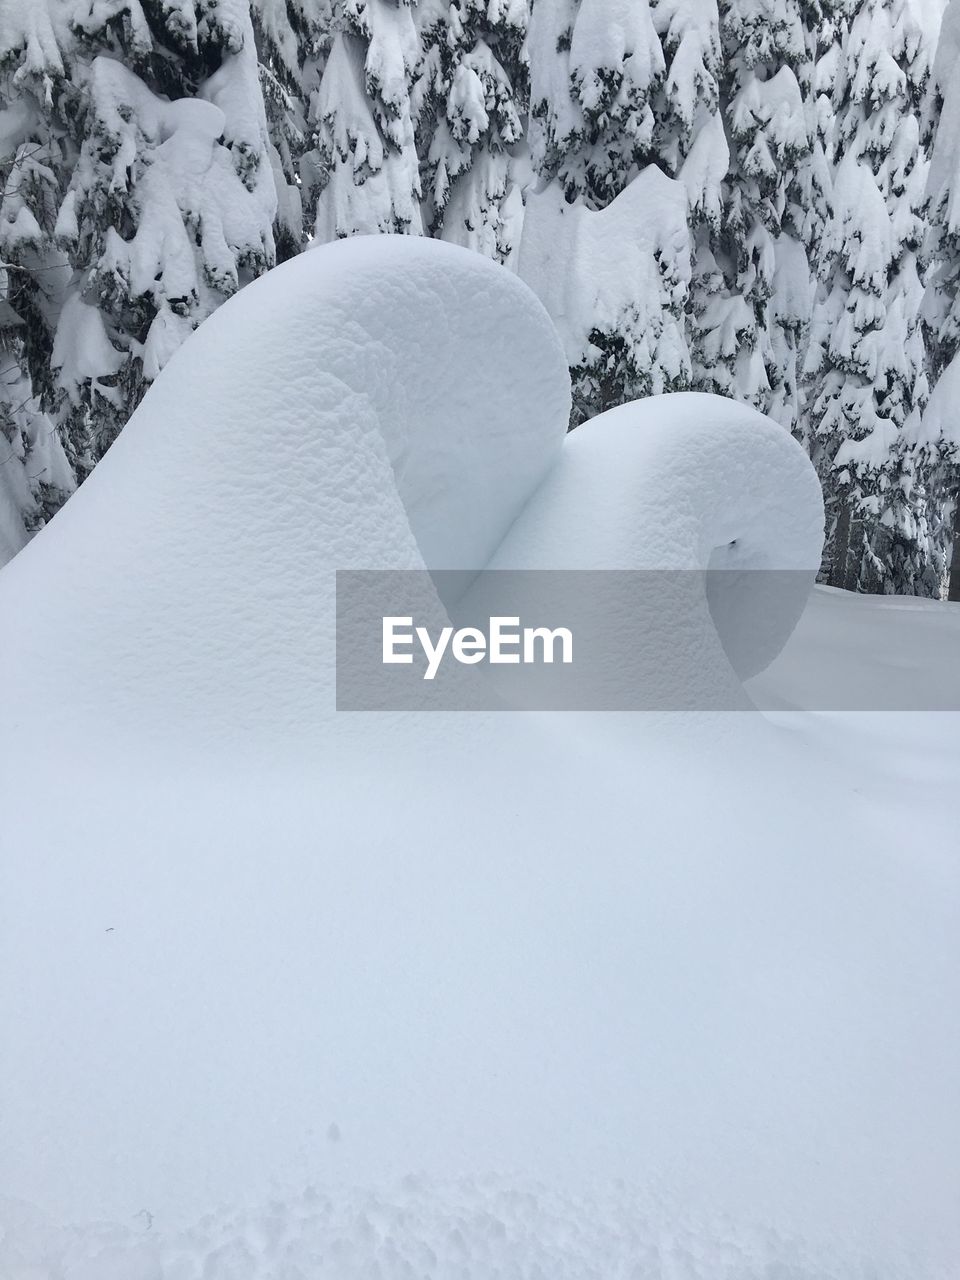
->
(518, 171, 692, 393)
(0, 237, 957, 1279)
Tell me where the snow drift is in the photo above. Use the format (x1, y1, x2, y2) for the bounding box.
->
(0, 235, 820, 739)
(0, 236, 571, 740)
(0, 237, 957, 1279)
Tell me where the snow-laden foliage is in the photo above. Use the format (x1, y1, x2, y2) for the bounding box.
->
(922, 0, 960, 388)
(0, 0, 953, 594)
(528, 0, 667, 209)
(0, 334, 74, 563)
(0, 2, 75, 552)
(0, 0, 278, 497)
(306, 0, 423, 240)
(519, 169, 692, 423)
(250, 0, 333, 260)
(414, 0, 528, 264)
(56, 3, 276, 472)
(524, 0, 836, 433)
(920, 0, 960, 597)
(525, 0, 726, 424)
(689, 0, 825, 426)
(805, 0, 941, 595)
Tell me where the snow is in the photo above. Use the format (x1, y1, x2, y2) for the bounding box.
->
(0, 0, 67, 81)
(750, 582, 960, 709)
(0, 235, 570, 740)
(1, 1175, 947, 1279)
(75, 52, 276, 323)
(518, 168, 692, 390)
(0, 236, 958, 1277)
(466, 392, 824, 705)
(50, 293, 125, 407)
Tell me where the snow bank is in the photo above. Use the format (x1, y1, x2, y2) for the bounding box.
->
(479, 393, 824, 689)
(1, 234, 823, 733)
(0, 236, 956, 1276)
(0, 235, 570, 740)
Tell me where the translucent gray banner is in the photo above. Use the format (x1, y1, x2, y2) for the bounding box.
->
(335, 570, 960, 711)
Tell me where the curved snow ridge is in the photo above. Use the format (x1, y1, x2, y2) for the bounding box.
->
(469, 393, 825, 703)
(486, 393, 824, 573)
(0, 1180, 942, 1280)
(0, 236, 570, 737)
(0, 236, 823, 737)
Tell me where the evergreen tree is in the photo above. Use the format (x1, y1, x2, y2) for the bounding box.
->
(690, 0, 821, 425)
(0, 328, 75, 564)
(306, 0, 423, 241)
(525, 0, 715, 424)
(921, 0, 960, 599)
(0, 0, 279, 505)
(0, 1, 76, 557)
(804, 0, 938, 594)
(251, 0, 317, 260)
(415, 0, 529, 264)
(250, 0, 341, 259)
(55, 1, 278, 473)
(527, 0, 666, 209)
(792, 0, 843, 457)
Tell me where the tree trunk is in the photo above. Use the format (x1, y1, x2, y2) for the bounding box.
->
(948, 492, 960, 602)
(830, 496, 853, 591)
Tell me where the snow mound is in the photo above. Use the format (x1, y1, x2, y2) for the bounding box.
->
(0, 236, 570, 739)
(0, 237, 957, 1272)
(0, 235, 825, 735)
(477, 393, 824, 693)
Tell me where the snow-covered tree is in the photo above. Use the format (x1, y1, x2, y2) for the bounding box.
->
(0, 0, 279, 499)
(250, 0, 338, 259)
(0, 1, 76, 559)
(0, 327, 75, 564)
(526, 0, 720, 423)
(689, 0, 821, 424)
(921, 0, 960, 599)
(803, 0, 939, 595)
(414, 0, 528, 264)
(306, 0, 423, 241)
(54, 2, 277, 473)
(528, 0, 667, 208)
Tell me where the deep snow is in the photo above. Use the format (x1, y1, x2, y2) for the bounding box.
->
(0, 237, 957, 1278)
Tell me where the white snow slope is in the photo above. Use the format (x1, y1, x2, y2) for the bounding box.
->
(0, 237, 957, 1280)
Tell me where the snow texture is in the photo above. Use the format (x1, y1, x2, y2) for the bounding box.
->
(518, 169, 692, 397)
(0, 236, 570, 740)
(468, 391, 823, 704)
(0, 236, 957, 1278)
